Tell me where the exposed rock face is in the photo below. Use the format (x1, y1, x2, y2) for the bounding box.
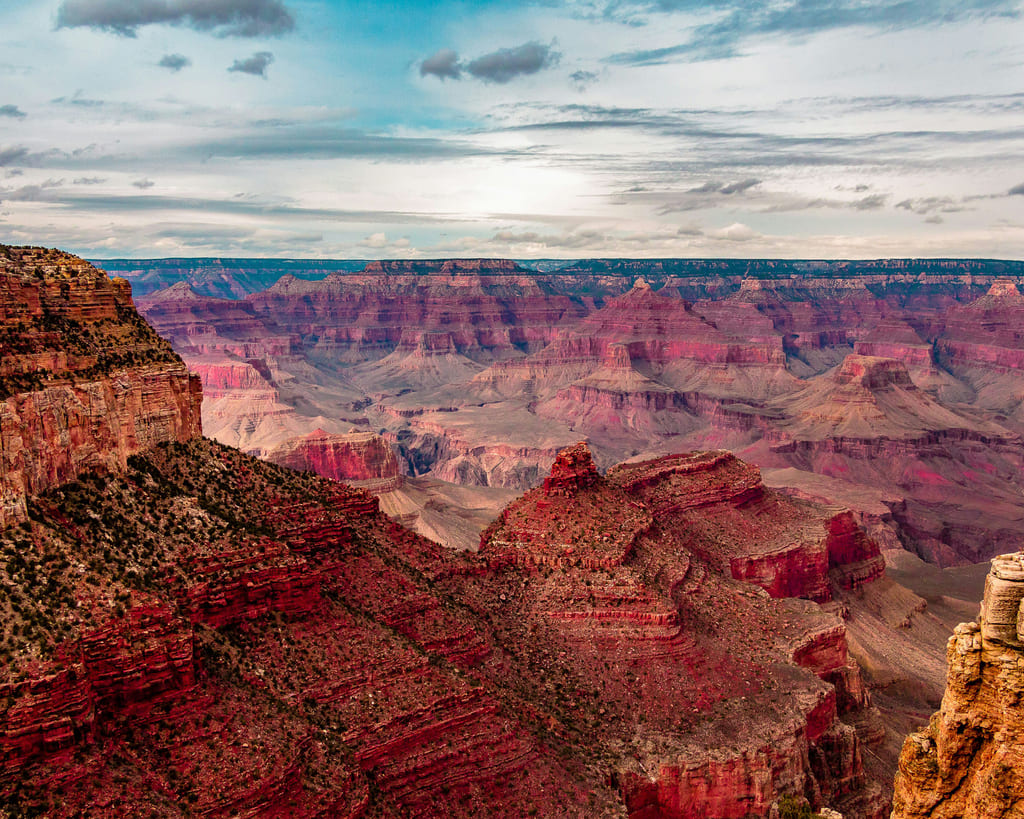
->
(265, 428, 401, 489)
(542, 440, 600, 496)
(0, 246, 202, 528)
(2, 429, 888, 818)
(246, 258, 587, 366)
(891, 552, 1024, 819)
(833, 356, 917, 390)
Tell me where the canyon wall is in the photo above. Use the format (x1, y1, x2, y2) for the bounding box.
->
(0, 246, 202, 528)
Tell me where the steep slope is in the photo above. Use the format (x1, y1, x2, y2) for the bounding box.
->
(1, 440, 891, 815)
(891, 552, 1024, 819)
(937, 279, 1024, 423)
(1, 439, 618, 818)
(264, 428, 401, 489)
(246, 258, 587, 367)
(0, 245, 202, 529)
(476, 443, 889, 818)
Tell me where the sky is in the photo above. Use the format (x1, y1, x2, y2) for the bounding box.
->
(1, 0, 1023, 259)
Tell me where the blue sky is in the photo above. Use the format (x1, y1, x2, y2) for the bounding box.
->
(1, 0, 1023, 258)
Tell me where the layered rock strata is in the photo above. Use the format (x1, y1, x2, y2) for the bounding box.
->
(265, 428, 402, 490)
(2, 433, 889, 817)
(890, 552, 1024, 819)
(480, 443, 889, 818)
(0, 246, 202, 528)
(131, 254, 1024, 567)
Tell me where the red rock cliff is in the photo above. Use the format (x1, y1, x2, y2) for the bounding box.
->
(0, 246, 202, 528)
(265, 428, 402, 490)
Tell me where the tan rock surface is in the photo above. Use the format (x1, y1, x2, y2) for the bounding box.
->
(891, 552, 1024, 819)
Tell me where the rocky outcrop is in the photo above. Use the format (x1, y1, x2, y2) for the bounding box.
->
(0, 246, 202, 528)
(826, 511, 887, 590)
(891, 552, 1024, 819)
(0, 606, 195, 778)
(542, 440, 600, 496)
(607, 451, 872, 603)
(265, 428, 402, 490)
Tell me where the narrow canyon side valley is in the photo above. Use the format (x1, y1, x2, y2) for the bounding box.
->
(2, 246, 1024, 818)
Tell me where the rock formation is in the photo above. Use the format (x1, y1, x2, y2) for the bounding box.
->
(479, 443, 889, 818)
(0, 293, 894, 819)
(265, 428, 402, 490)
(891, 552, 1024, 819)
(0, 246, 202, 529)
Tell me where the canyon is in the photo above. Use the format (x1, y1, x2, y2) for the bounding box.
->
(127, 256, 1024, 568)
(0, 244, 947, 817)
(2, 245, 1017, 817)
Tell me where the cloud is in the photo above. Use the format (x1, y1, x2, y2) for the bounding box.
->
(47, 191, 460, 226)
(158, 53, 191, 72)
(420, 49, 461, 80)
(466, 42, 560, 84)
(50, 90, 104, 108)
(719, 178, 760, 194)
(55, 0, 295, 38)
(608, 0, 1022, 64)
(492, 229, 605, 248)
(228, 51, 273, 77)
(895, 196, 967, 215)
(759, 192, 890, 213)
(358, 232, 388, 249)
(0, 105, 26, 118)
(0, 178, 64, 203)
(570, 70, 598, 90)
(1009, 182, 1024, 196)
(163, 124, 515, 162)
(132, 178, 155, 189)
(707, 222, 760, 242)
(73, 176, 106, 185)
(0, 146, 30, 167)
(849, 193, 888, 210)
(682, 178, 761, 195)
(421, 42, 560, 84)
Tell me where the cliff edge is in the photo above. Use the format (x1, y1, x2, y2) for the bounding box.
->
(0, 245, 202, 527)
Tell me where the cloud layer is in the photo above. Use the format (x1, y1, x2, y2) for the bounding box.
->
(56, 0, 295, 37)
(0, 0, 1020, 258)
